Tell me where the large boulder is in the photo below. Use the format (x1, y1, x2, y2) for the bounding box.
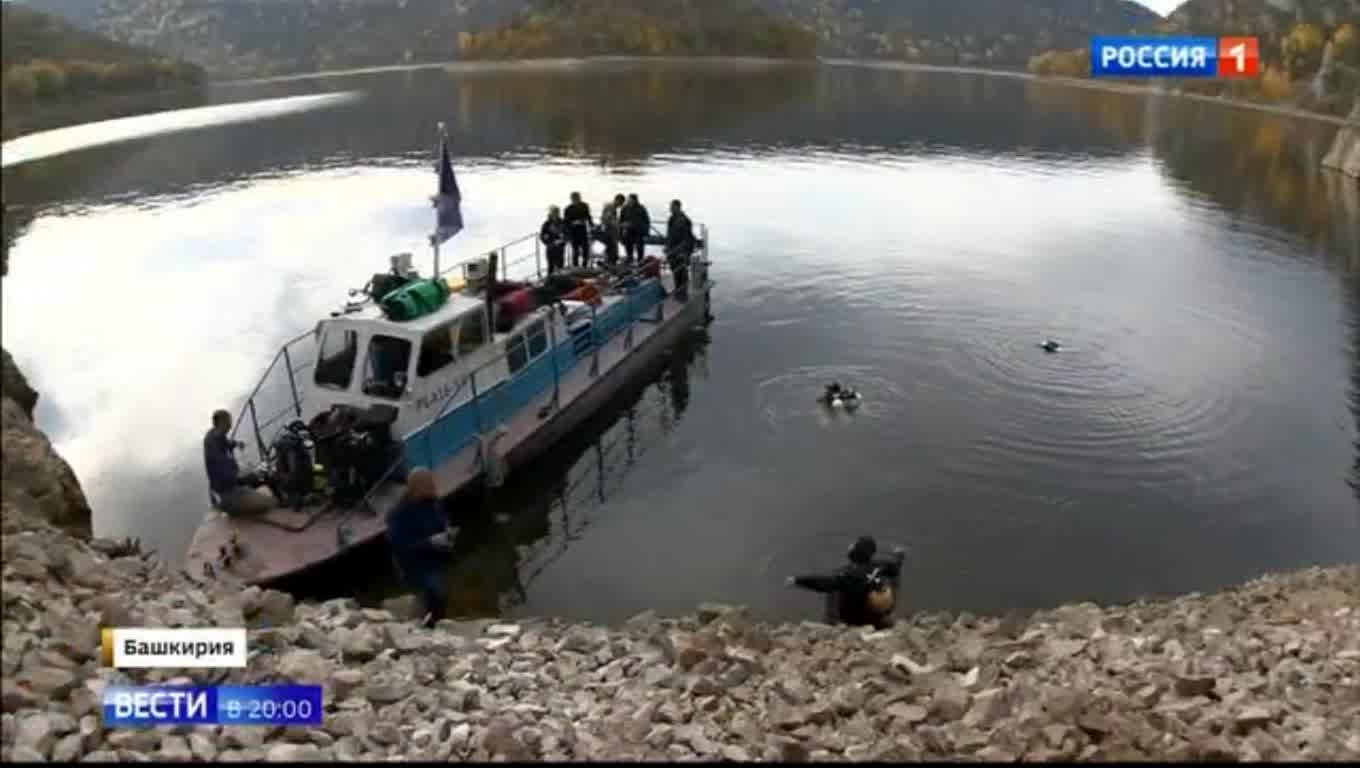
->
(1321, 101, 1360, 178)
(1, 392, 92, 537)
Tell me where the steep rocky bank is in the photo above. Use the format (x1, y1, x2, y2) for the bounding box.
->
(1, 347, 1358, 762)
(1321, 101, 1360, 178)
(0, 347, 92, 537)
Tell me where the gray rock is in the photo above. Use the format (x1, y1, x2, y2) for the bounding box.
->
(277, 649, 332, 685)
(929, 680, 972, 722)
(157, 735, 192, 762)
(336, 627, 382, 662)
(329, 669, 364, 700)
(1174, 675, 1217, 698)
(2, 680, 40, 712)
(16, 712, 60, 756)
(188, 733, 216, 761)
(79, 750, 120, 762)
(19, 667, 78, 700)
(265, 743, 327, 762)
(51, 733, 84, 763)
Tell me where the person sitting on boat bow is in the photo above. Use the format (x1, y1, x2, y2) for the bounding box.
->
(387, 468, 454, 627)
(786, 536, 905, 629)
(665, 199, 697, 300)
(204, 409, 277, 517)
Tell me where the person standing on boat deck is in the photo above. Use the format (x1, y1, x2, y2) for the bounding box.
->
(665, 199, 697, 299)
(785, 536, 905, 629)
(563, 192, 593, 268)
(620, 193, 650, 264)
(599, 197, 621, 266)
(204, 409, 276, 516)
(540, 205, 567, 275)
(386, 468, 453, 627)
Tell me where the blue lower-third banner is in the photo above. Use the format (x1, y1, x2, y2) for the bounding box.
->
(102, 685, 323, 727)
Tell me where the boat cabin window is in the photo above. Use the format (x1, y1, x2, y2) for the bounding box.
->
(314, 327, 359, 391)
(416, 322, 456, 378)
(507, 319, 548, 376)
(363, 334, 412, 399)
(456, 308, 488, 357)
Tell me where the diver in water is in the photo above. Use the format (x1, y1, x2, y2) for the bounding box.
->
(786, 536, 905, 629)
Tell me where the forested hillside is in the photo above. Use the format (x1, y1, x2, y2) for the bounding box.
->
(1028, 0, 1360, 117)
(2, 4, 203, 109)
(21, 0, 1162, 78)
(458, 0, 818, 60)
(756, 0, 1158, 67)
(19, 0, 524, 79)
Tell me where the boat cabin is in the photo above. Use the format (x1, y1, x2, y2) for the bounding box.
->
(303, 283, 566, 441)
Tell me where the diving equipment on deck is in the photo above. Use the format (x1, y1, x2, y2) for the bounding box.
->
(309, 404, 403, 506)
(380, 277, 451, 322)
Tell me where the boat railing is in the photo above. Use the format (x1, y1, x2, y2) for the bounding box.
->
(227, 328, 318, 469)
(335, 222, 709, 548)
(407, 222, 711, 480)
(224, 221, 707, 529)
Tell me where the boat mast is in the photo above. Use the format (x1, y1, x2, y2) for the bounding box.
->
(431, 121, 444, 278)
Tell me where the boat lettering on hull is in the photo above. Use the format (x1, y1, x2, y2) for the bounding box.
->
(415, 381, 458, 414)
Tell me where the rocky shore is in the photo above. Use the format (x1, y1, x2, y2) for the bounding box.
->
(2, 338, 1359, 762)
(2, 493, 1357, 762)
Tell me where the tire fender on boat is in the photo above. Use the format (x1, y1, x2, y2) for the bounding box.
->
(482, 427, 511, 488)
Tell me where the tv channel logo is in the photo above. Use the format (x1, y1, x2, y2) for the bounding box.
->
(1090, 37, 1259, 79)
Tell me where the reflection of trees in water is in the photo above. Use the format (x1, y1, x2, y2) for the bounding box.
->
(453, 64, 819, 167)
(1024, 81, 1360, 267)
(439, 327, 712, 618)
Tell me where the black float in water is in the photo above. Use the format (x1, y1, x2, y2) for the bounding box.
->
(1040, 339, 1061, 353)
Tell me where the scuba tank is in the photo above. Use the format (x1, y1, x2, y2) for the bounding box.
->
(272, 421, 315, 510)
(864, 567, 896, 616)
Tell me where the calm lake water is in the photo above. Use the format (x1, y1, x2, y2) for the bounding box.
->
(3, 61, 1357, 622)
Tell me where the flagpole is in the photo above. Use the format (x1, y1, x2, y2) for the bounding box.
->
(431, 122, 445, 278)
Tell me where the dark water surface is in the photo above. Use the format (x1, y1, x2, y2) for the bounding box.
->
(3, 62, 1357, 622)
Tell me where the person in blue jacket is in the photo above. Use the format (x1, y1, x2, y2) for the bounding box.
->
(386, 468, 453, 626)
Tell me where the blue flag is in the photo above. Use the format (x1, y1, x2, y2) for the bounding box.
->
(432, 128, 463, 246)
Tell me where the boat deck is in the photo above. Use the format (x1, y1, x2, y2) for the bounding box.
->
(184, 289, 703, 586)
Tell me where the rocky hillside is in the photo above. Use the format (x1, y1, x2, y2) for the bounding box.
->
(459, 0, 818, 60)
(1, 4, 202, 110)
(17, 0, 524, 79)
(21, 0, 1162, 78)
(758, 0, 1158, 66)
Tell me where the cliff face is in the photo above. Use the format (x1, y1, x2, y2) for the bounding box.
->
(1321, 101, 1360, 177)
(1, 268, 93, 536)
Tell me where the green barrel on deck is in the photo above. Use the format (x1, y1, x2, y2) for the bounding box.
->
(380, 278, 450, 321)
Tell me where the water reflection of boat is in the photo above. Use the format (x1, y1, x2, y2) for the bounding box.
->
(184, 126, 714, 587)
(433, 327, 711, 618)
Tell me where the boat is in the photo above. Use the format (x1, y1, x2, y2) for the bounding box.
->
(184, 128, 713, 587)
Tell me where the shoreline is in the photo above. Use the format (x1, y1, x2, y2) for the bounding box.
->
(820, 58, 1359, 128)
(2, 501, 1357, 760)
(210, 55, 1357, 128)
